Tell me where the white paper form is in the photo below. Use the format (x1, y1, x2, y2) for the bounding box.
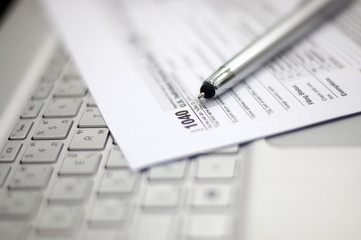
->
(41, 0, 361, 169)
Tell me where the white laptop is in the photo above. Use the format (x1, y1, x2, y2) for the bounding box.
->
(0, 0, 361, 240)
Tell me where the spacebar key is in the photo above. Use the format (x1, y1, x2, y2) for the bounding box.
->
(136, 215, 173, 240)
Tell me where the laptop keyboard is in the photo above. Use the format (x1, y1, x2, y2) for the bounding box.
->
(0, 47, 244, 240)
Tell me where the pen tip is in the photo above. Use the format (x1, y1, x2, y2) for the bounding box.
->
(198, 92, 205, 99)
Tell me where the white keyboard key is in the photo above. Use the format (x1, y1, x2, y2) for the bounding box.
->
(33, 119, 73, 140)
(10, 165, 53, 189)
(185, 215, 230, 239)
(149, 160, 187, 181)
(59, 152, 102, 176)
(54, 80, 87, 97)
(212, 145, 239, 154)
(53, 45, 68, 56)
(49, 178, 92, 204)
(37, 206, 83, 236)
(143, 184, 180, 208)
(196, 155, 237, 180)
(0, 222, 30, 240)
(69, 128, 108, 150)
(89, 199, 126, 227)
(98, 170, 137, 195)
(0, 142, 22, 163)
(0, 192, 42, 220)
(82, 230, 126, 240)
(32, 82, 54, 99)
(62, 76, 83, 84)
(78, 107, 107, 128)
(111, 134, 118, 145)
(135, 215, 173, 240)
(0, 166, 11, 187)
(105, 145, 128, 168)
(41, 67, 63, 82)
(62, 76, 83, 82)
(87, 96, 97, 107)
(63, 62, 81, 78)
(21, 141, 63, 163)
(192, 185, 232, 208)
(44, 98, 82, 118)
(9, 120, 33, 140)
(49, 53, 69, 67)
(21, 100, 44, 119)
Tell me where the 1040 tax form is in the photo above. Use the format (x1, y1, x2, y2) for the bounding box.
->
(41, 0, 361, 169)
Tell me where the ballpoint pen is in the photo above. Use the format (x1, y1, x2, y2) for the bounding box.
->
(198, 0, 352, 99)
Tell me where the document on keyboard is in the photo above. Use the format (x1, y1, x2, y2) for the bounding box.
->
(41, 0, 361, 169)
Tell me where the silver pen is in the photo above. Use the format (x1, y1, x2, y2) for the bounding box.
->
(198, 0, 352, 99)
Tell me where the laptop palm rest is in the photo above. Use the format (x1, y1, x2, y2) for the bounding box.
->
(241, 114, 361, 240)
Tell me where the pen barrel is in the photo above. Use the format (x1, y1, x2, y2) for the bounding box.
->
(215, 0, 352, 96)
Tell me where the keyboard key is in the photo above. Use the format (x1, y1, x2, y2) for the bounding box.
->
(149, 160, 187, 181)
(87, 96, 97, 107)
(49, 52, 69, 67)
(105, 145, 128, 169)
(44, 98, 82, 118)
(212, 145, 239, 154)
(135, 215, 173, 240)
(47, 60, 67, 71)
(98, 170, 137, 196)
(10, 165, 53, 190)
(89, 199, 126, 227)
(0, 142, 22, 163)
(37, 206, 83, 236)
(82, 230, 127, 240)
(59, 152, 102, 176)
(49, 178, 92, 204)
(21, 141, 63, 163)
(53, 46, 69, 59)
(21, 100, 44, 119)
(62, 75, 83, 82)
(0, 166, 11, 187)
(78, 107, 107, 128)
(33, 119, 73, 140)
(0, 192, 42, 220)
(111, 134, 118, 145)
(32, 82, 54, 99)
(184, 215, 230, 239)
(54, 80, 87, 97)
(191, 185, 232, 208)
(0, 222, 30, 240)
(142, 184, 180, 208)
(63, 62, 81, 78)
(196, 155, 237, 180)
(69, 128, 109, 150)
(9, 120, 33, 140)
(41, 67, 63, 82)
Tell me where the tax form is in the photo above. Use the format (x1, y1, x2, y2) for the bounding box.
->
(41, 0, 361, 169)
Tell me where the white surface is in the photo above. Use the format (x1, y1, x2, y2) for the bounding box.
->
(240, 139, 361, 240)
(40, 0, 361, 169)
